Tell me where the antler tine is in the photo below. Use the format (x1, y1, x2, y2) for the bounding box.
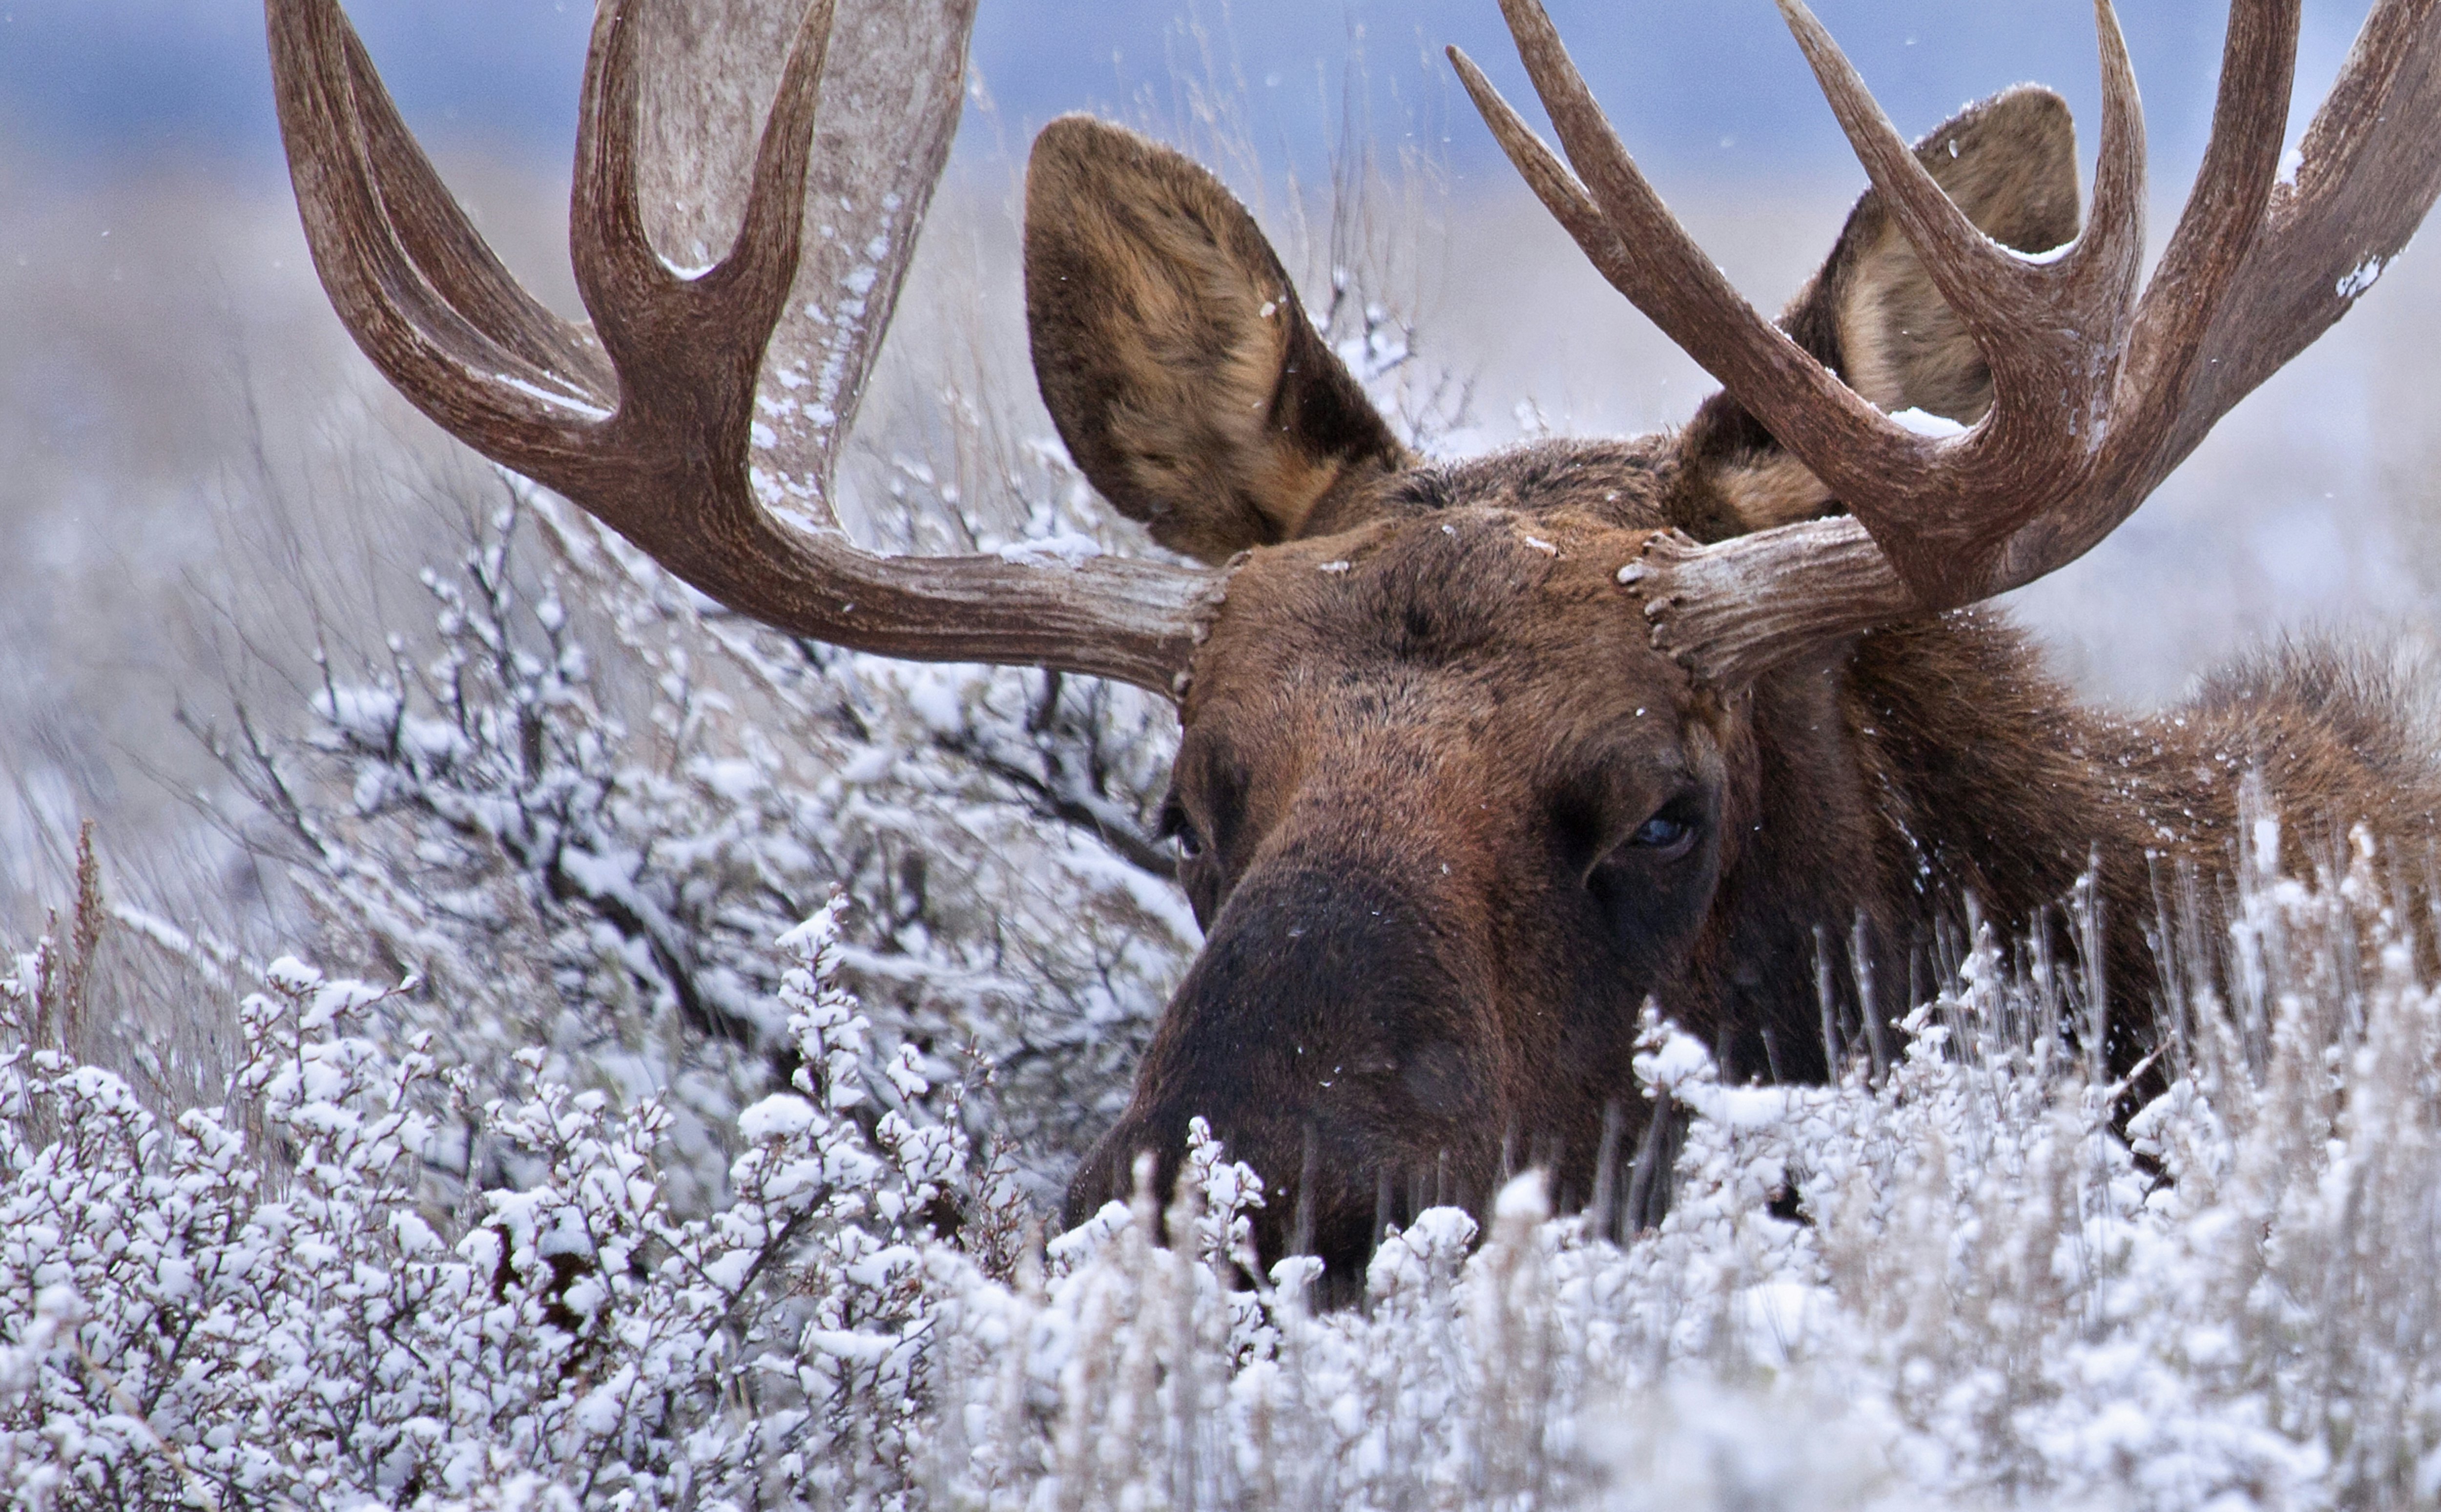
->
(571, 0, 834, 383)
(2125, 0, 2295, 410)
(1772, 0, 2059, 346)
(337, 21, 609, 392)
(1986, 0, 2297, 588)
(2075, 0, 2151, 327)
(270, 0, 613, 464)
(1627, 517, 1916, 689)
(1479, 0, 1918, 488)
(715, 0, 836, 334)
(571, 0, 688, 370)
(1445, 47, 1619, 284)
(2168, 0, 2439, 438)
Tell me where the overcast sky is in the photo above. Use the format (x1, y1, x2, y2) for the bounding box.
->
(0, 1, 2376, 194)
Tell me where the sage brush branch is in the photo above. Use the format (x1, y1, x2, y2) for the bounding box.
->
(6, 821, 2441, 1508)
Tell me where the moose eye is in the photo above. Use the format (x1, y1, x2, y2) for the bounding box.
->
(1628, 803, 1701, 859)
(1159, 801, 1206, 862)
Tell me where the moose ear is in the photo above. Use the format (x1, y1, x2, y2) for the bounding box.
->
(1805, 84, 2081, 422)
(1025, 116, 1407, 563)
(1693, 87, 2080, 535)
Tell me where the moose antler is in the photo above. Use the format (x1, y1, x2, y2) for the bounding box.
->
(1455, 0, 2441, 686)
(267, 0, 1225, 697)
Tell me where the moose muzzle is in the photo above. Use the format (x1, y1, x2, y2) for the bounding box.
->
(1063, 862, 1504, 1285)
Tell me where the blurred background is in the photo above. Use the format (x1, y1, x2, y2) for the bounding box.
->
(4, 0, 2438, 926)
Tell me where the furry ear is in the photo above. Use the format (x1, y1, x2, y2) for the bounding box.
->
(1024, 116, 1407, 563)
(1812, 84, 2081, 422)
(1688, 86, 2081, 535)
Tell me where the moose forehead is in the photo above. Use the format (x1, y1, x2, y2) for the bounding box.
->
(1178, 443, 1704, 812)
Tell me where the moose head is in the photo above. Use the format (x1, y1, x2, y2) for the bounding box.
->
(270, 0, 2441, 1287)
(1022, 84, 2101, 1262)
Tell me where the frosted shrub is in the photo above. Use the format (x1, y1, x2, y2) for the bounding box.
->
(9, 823, 2441, 1507)
(0, 901, 1021, 1510)
(202, 477, 1190, 1210)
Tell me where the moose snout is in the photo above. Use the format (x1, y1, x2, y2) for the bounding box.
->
(1063, 864, 1502, 1287)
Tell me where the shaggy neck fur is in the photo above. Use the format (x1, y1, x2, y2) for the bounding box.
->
(1688, 609, 2441, 1086)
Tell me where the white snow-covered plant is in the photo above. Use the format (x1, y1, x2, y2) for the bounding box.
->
(0, 934, 444, 1505)
(8, 816, 2441, 1508)
(194, 473, 1190, 1210)
(0, 896, 1028, 1510)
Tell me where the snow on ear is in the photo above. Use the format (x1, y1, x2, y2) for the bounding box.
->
(1023, 115, 1407, 563)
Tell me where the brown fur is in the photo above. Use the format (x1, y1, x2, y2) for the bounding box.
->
(1023, 112, 2441, 1285)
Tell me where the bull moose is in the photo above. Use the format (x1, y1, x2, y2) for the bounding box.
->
(269, 0, 2441, 1287)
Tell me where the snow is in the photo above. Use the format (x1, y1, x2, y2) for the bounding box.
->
(554, 843, 640, 899)
(736, 1093, 818, 1142)
(1888, 406, 1968, 438)
(695, 757, 764, 804)
(1494, 1167, 1551, 1222)
(313, 684, 401, 742)
(1633, 1026, 1714, 1091)
(264, 954, 321, 991)
(996, 530, 1105, 566)
(901, 674, 964, 735)
(494, 372, 613, 422)
(2338, 254, 2387, 301)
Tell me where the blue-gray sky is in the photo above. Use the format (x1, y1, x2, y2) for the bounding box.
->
(0, 1, 2375, 192)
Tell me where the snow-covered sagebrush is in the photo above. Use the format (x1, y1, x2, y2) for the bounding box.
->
(193, 470, 1189, 1215)
(6, 814, 2441, 1509)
